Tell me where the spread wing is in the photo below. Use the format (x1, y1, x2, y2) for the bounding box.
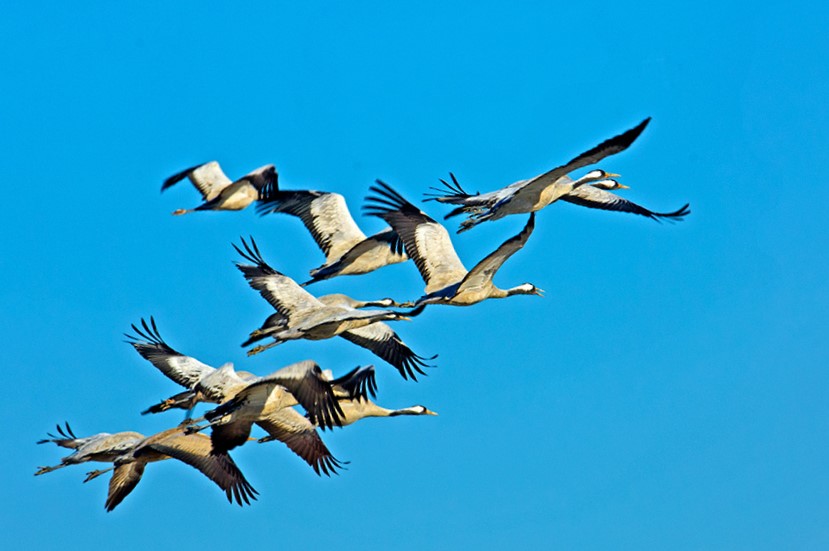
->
(458, 213, 535, 294)
(365, 181, 467, 294)
(257, 189, 367, 262)
(561, 185, 691, 221)
(239, 164, 277, 192)
(209, 360, 343, 430)
(161, 161, 232, 201)
(255, 360, 344, 429)
(512, 117, 651, 204)
(255, 408, 345, 476)
(125, 317, 216, 389)
(105, 462, 145, 512)
(145, 431, 258, 506)
(233, 237, 322, 319)
(340, 324, 434, 381)
(330, 365, 378, 401)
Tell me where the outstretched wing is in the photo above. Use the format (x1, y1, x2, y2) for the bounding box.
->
(239, 164, 277, 192)
(330, 365, 378, 401)
(365, 181, 467, 294)
(257, 189, 367, 262)
(125, 317, 216, 389)
(561, 185, 691, 221)
(458, 213, 536, 294)
(161, 161, 232, 201)
(145, 431, 258, 507)
(512, 118, 650, 204)
(233, 237, 322, 319)
(340, 324, 435, 381)
(210, 360, 343, 430)
(105, 462, 145, 512)
(255, 407, 345, 476)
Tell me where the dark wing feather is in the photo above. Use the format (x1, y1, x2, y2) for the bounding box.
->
(340, 324, 435, 381)
(233, 237, 322, 317)
(125, 316, 215, 389)
(161, 162, 209, 192)
(146, 431, 258, 506)
(261, 360, 344, 430)
(561, 185, 690, 221)
(161, 161, 232, 200)
(330, 365, 378, 401)
(423, 172, 475, 203)
(513, 117, 651, 202)
(255, 408, 345, 476)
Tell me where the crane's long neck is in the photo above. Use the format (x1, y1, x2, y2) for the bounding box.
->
(338, 400, 431, 424)
(491, 283, 538, 298)
(338, 400, 393, 424)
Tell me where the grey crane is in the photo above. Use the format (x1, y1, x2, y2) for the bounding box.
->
(127, 317, 347, 431)
(256, 181, 408, 285)
(364, 181, 543, 307)
(36, 423, 257, 511)
(162, 161, 276, 215)
(424, 118, 678, 231)
(127, 319, 347, 476)
(235, 237, 434, 380)
(432, 172, 690, 226)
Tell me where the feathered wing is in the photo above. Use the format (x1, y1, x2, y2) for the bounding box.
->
(209, 420, 256, 453)
(424, 172, 511, 219)
(329, 365, 378, 401)
(560, 185, 691, 221)
(161, 161, 232, 201)
(209, 360, 343, 430)
(365, 181, 467, 294)
(125, 317, 216, 389)
(233, 237, 323, 319)
(238, 164, 277, 192)
(255, 360, 344, 429)
(255, 408, 344, 476)
(257, 190, 367, 262)
(105, 462, 145, 512)
(304, 227, 408, 284)
(36, 422, 81, 449)
(145, 432, 258, 506)
(457, 213, 536, 294)
(511, 117, 651, 205)
(339, 324, 434, 381)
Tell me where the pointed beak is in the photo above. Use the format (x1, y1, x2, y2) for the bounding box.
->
(617, 183, 630, 189)
(425, 408, 438, 416)
(534, 287, 545, 297)
(606, 172, 621, 178)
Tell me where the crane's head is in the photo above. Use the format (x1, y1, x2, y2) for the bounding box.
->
(510, 283, 544, 297)
(585, 169, 621, 180)
(388, 405, 439, 416)
(591, 179, 629, 190)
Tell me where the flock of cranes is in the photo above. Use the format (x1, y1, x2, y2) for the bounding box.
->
(36, 117, 689, 511)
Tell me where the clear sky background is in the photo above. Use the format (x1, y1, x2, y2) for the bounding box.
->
(3, 2, 828, 549)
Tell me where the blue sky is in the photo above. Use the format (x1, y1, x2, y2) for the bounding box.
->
(4, 2, 828, 549)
